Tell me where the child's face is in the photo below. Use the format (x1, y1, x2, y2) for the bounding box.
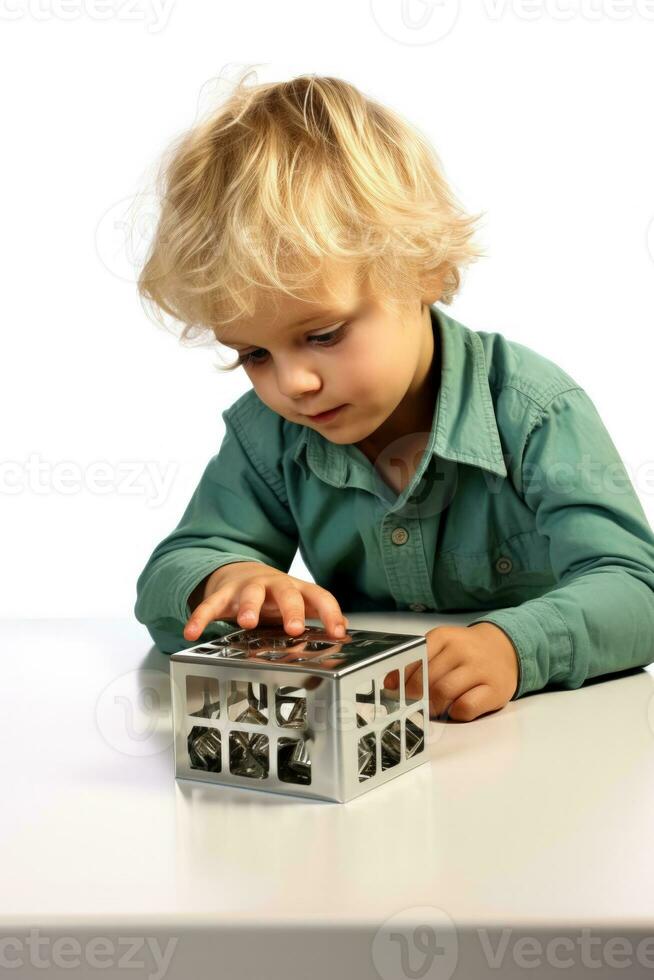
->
(216, 261, 439, 449)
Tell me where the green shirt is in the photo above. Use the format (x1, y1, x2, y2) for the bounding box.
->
(134, 306, 654, 699)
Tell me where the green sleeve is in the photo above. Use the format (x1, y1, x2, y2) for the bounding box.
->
(468, 387, 654, 698)
(133, 408, 299, 654)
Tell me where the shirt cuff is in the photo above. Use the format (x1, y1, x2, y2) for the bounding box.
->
(466, 597, 573, 699)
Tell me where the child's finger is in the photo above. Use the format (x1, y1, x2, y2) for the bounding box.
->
(299, 584, 348, 638)
(424, 648, 462, 692)
(183, 584, 238, 639)
(428, 664, 476, 718)
(382, 668, 401, 690)
(234, 580, 269, 630)
(402, 662, 422, 695)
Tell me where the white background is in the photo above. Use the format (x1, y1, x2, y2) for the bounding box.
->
(2, 0, 653, 617)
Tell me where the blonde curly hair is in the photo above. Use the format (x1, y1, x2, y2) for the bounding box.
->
(137, 68, 487, 371)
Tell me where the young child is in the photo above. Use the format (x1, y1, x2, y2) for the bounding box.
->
(134, 72, 654, 722)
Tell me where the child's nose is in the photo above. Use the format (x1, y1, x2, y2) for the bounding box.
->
(276, 362, 321, 400)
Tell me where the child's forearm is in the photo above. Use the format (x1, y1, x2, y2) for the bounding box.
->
(469, 564, 654, 697)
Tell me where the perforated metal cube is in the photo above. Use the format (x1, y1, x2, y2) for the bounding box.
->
(170, 624, 430, 802)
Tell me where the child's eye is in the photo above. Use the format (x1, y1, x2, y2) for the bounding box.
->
(236, 323, 347, 369)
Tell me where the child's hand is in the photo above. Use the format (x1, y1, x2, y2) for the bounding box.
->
(184, 561, 349, 643)
(385, 622, 519, 722)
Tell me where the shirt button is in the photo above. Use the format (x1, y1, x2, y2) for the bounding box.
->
(409, 603, 427, 612)
(495, 556, 513, 574)
(391, 527, 409, 545)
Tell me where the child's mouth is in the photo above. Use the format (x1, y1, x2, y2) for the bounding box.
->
(307, 404, 347, 423)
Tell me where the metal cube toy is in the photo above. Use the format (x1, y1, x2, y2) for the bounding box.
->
(170, 624, 430, 802)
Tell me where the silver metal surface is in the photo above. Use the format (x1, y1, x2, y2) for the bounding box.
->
(172, 626, 425, 677)
(171, 624, 430, 802)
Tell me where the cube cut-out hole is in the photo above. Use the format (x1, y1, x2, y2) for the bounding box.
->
(192, 639, 244, 657)
(227, 680, 268, 724)
(356, 679, 376, 727)
(186, 675, 220, 718)
(208, 647, 246, 659)
(404, 659, 424, 704)
(229, 731, 269, 779)
(188, 725, 221, 772)
(358, 731, 377, 781)
(275, 686, 308, 730)
(278, 737, 311, 784)
(243, 634, 303, 651)
(380, 719, 402, 770)
(378, 667, 401, 717)
(406, 710, 425, 758)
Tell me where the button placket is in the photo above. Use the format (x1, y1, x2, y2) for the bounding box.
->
(380, 515, 436, 613)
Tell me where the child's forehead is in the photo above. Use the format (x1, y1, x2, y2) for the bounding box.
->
(217, 267, 365, 347)
(218, 299, 345, 347)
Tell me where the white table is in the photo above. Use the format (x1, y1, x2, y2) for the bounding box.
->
(2, 616, 654, 980)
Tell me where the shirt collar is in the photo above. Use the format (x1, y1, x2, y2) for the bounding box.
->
(291, 305, 507, 487)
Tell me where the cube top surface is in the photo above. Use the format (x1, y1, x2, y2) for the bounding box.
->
(170, 624, 424, 677)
